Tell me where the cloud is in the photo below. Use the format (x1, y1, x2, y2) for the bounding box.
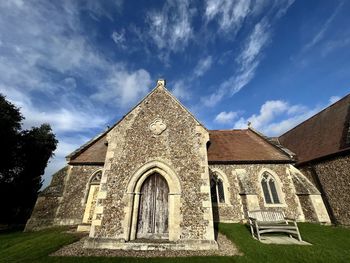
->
(145, 0, 193, 59)
(0, 85, 109, 133)
(194, 56, 213, 77)
(92, 67, 152, 108)
(329, 96, 341, 104)
(201, 19, 270, 107)
(0, 0, 110, 95)
(111, 30, 126, 48)
(170, 80, 191, 100)
(201, 1, 295, 107)
(233, 99, 327, 136)
(214, 111, 238, 124)
(204, 0, 251, 33)
(303, 1, 344, 51)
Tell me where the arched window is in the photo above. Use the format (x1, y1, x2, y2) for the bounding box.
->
(210, 176, 225, 204)
(261, 172, 280, 204)
(89, 170, 102, 186)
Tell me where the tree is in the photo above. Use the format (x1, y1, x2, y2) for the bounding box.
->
(0, 94, 58, 225)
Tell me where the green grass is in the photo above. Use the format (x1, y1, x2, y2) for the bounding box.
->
(0, 223, 349, 263)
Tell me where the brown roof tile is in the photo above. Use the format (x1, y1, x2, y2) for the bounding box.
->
(69, 134, 107, 164)
(207, 129, 292, 162)
(279, 94, 350, 164)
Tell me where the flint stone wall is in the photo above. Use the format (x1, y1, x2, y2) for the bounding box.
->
(209, 164, 305, 221)
(299, 155, 350, 225)
(55, 164, 103, 225)
(90, 87, 214, 243)
(25, 167, 67, 231)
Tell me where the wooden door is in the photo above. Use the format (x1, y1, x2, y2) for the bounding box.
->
(136, 173, 169, 239)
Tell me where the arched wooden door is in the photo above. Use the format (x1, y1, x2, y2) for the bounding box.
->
(136, 173, 169, 239)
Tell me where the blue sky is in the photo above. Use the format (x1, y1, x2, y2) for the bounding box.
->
(1, 0, 349, 186)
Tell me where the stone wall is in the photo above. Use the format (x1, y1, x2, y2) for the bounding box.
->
(25, 167, 67, 231)
(55, 164, 103, 225)
(208, 166, 243, 222)
(299, 155, 350, 225)
(25, 164, 104, 230)
(89, 85, 216, 249)
(209, 164, 305, 221)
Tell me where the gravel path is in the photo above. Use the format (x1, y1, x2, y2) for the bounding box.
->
(52, 232, 241, 258)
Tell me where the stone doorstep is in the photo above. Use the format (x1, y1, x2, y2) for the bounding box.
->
(84, 238, 219, 251)
(259, 235, 311, 245)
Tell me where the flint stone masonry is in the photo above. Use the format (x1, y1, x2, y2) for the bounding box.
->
(87, 85, 216, 249)
(55, 165, 103, 226)
(25, 167, 67, 231)
(209, 164, 306, 221)
(300, 155, 350, 225)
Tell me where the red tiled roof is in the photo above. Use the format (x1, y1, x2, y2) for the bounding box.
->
(279, 94, 350, 164)
(208, 129, 292, 162)
(68, 134, 107, 164)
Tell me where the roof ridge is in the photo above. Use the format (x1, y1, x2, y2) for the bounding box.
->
(66, 129, 108, 160)
(248, 127, 296, 160)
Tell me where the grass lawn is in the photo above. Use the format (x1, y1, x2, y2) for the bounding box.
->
(0, 223, 349, 263)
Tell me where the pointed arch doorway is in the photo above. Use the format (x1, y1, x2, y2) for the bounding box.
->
(136, 172, 169, 239)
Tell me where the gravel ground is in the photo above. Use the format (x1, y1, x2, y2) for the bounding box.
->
(52, 232, 241, 258)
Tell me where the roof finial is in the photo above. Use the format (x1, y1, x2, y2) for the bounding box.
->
(248, 121, 252, 128)
(157, 79, 166, 88)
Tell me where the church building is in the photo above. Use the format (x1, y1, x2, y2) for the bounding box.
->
(26, 79, 330, 250)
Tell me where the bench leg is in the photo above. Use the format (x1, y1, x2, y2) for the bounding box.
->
(294, 222, 302, 241)
(249, 220, 255, 238)
(255, 222, 261, 241)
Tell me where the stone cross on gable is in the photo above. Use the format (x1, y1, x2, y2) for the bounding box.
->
(157, 79, 166, 88)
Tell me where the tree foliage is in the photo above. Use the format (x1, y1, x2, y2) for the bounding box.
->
(0, 94, 58, 225)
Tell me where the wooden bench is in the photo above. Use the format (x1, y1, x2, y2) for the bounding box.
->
(248, 210, 302, 241)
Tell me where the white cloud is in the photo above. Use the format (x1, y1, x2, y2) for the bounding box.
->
(146, 0, 193, 54)
(92, 67, 152, 108)
(194, 56, 213, 77)
(170, 80, 191, 100)
(237, 20, 270, 69)
(201, 1, 295, 107)
(201, 20, 270, 107)
(0, 85, 109, 133)
(233, 99, 325, 136)
(0, 1, 110, 94)
(303, 1, 344, 51)
(205, 0, 251, 33)
(214, 111, 238, 124)
(111, 30, 126, 48)
(329, 96, 341, 104)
